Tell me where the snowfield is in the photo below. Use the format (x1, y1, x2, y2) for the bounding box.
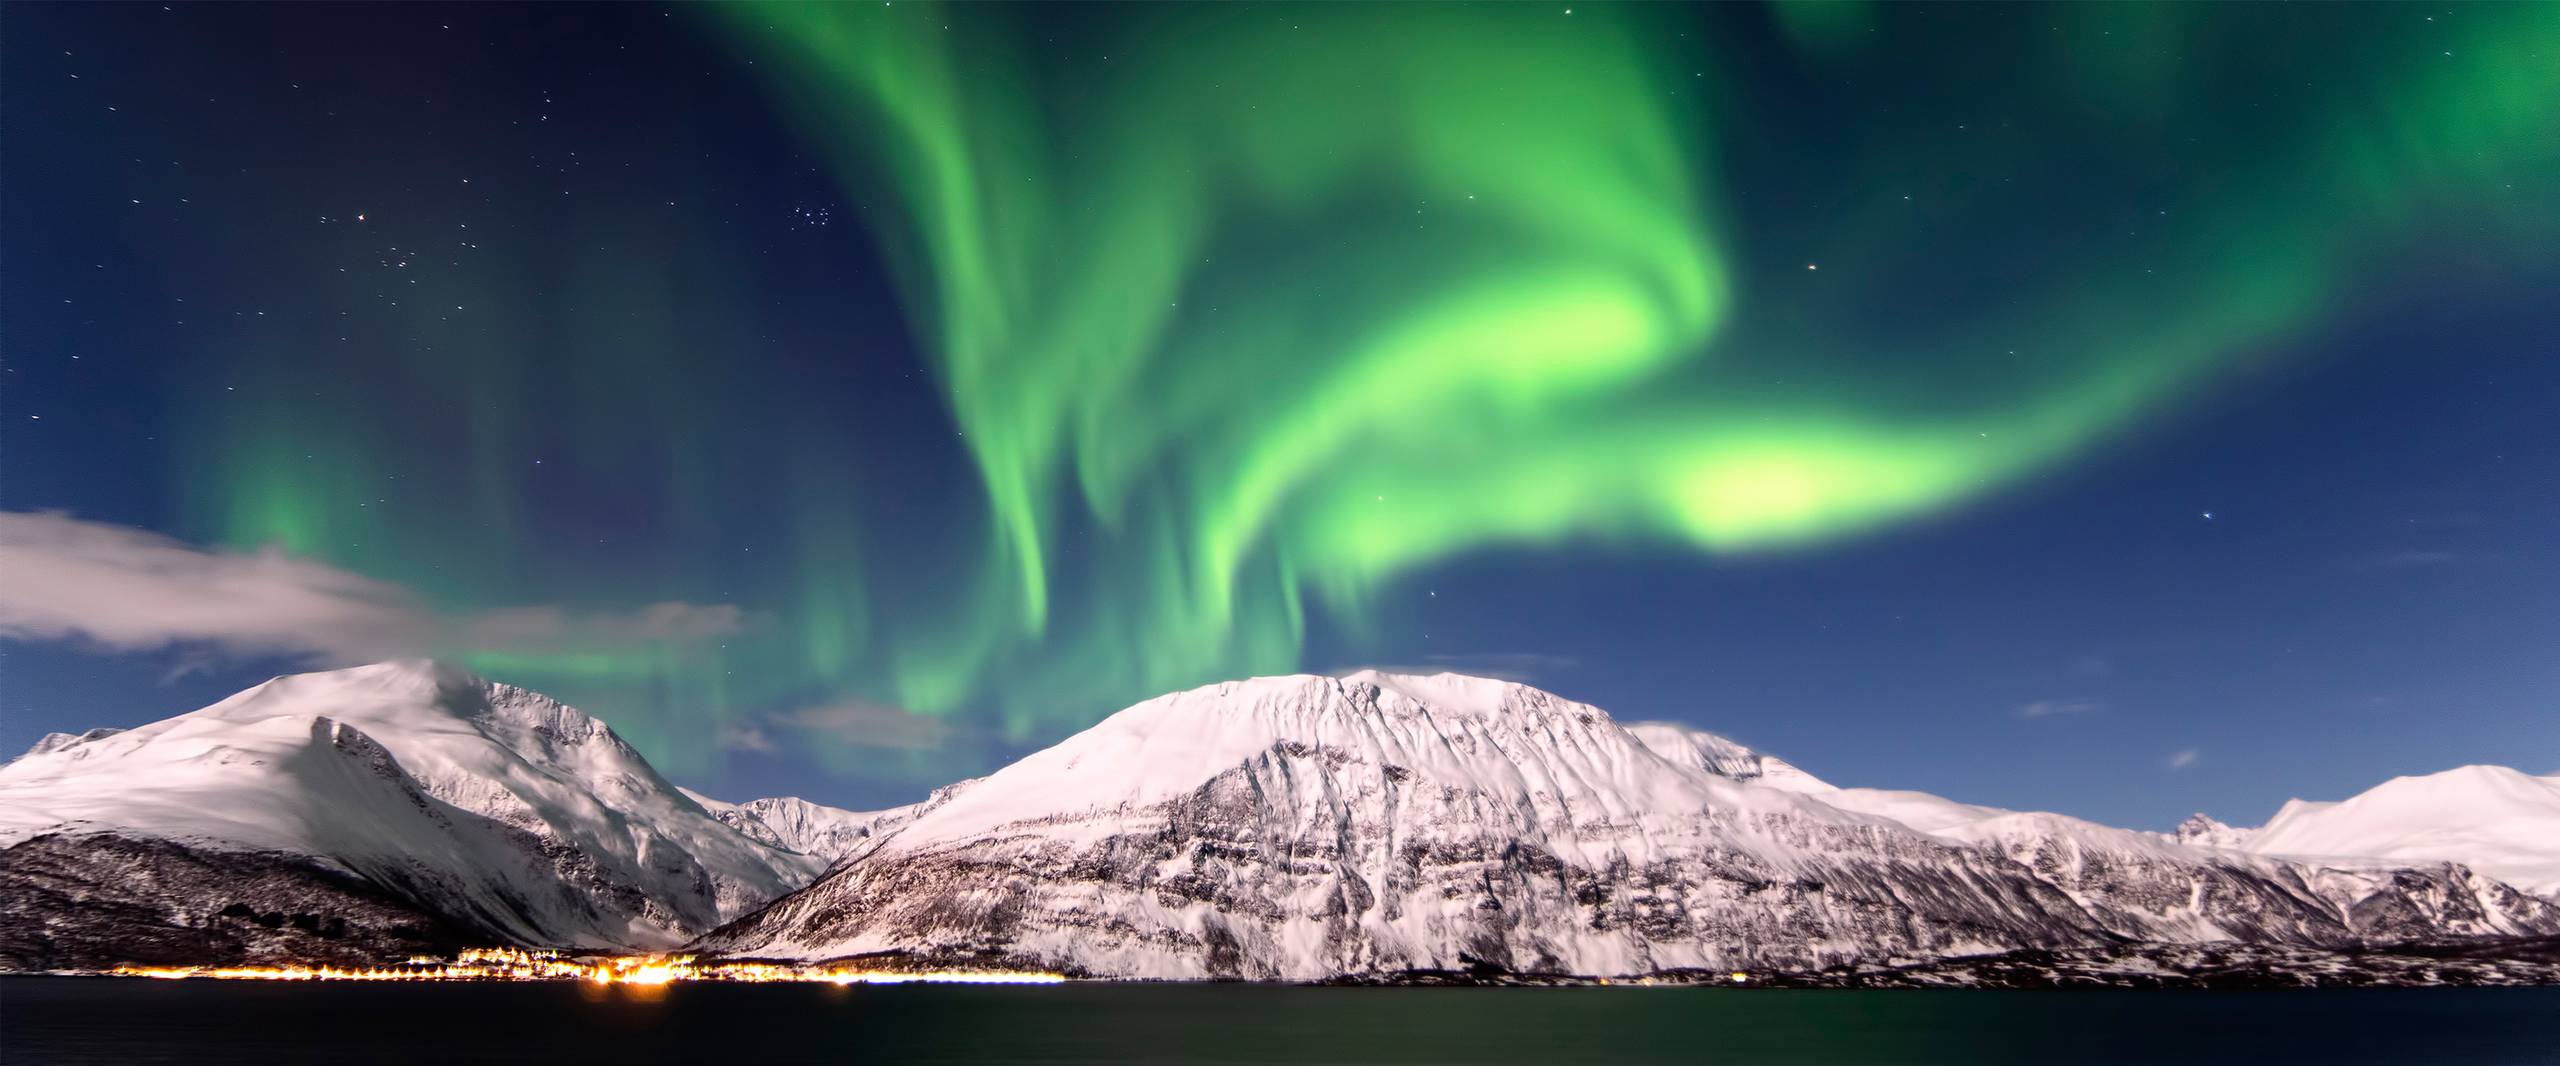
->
(2236, 766, 2560, 896)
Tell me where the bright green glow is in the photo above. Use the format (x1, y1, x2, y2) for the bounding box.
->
(162, 3, 2560, 780)
(705, 0, 2560, 736)
(720, 1, 1735, 717)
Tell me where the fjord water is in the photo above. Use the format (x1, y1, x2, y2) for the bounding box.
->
(6, 980, 2557, 1065)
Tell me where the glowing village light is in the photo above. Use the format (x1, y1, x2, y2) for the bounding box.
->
(110, 951, 1069, 986)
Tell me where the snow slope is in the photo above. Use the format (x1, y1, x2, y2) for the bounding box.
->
(2240, 766, 2560, 895)
(699, 671, 2554, 979)
(0, 661, 821, 950)
(1621, 721, 1835, 793)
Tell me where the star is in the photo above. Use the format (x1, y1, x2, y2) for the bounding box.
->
(2201, 512, 2215, 520)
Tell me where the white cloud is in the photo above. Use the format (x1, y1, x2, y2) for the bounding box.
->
(2166, 748, 2200, 771)
(0, 510, 741, 667)
(2017, 699, 2100, 719)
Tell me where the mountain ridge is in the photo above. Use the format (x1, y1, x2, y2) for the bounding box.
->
(696, 671, 2557, 979)
(6, 662, 2552, 979)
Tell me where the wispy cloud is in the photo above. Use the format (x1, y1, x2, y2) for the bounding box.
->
(716, 723, 779, 754)
(0, 510, 742, 668)
(2166, 748, 2201, 771)
(2017, 699, 2101, 720)
(1332, 652, 1580, 684)
(768, 700, 955, 752)
(455, 602, 745, 648)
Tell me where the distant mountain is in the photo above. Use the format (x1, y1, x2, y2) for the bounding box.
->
(1812, 785, 2553, 946)
(697, 671, 2558, 980)
(2168, 813, 2255, 849)
(2237, 766, 2560, 896)
(680, 789, 904, 865)
(0, 661, 820, 969)
(2147, 768, 2560, 898)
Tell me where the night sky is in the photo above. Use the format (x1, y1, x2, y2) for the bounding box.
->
(3, 3, 2554, 825)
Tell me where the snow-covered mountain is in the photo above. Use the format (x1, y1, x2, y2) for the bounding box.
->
(698, 671, 2557, 979)
(2235, 766, 2560, 896)
(680, 790, 901, 865)
(0, 661, 821, 967)
(9, 663, 2550, 978)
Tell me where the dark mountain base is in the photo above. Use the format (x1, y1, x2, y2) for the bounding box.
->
(1734, 939, 2560, 988)
(1322, 939, 2560, 988)
(0, 832, 480, 971)
(725, 947, 1090, 977)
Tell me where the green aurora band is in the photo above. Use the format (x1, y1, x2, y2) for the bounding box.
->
(179, 3, 2560, 777)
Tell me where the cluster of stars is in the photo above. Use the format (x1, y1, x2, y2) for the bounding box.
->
(789, 203, 835, 230)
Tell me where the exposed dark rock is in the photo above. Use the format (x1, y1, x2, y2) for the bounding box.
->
(0, 833, 484, 971)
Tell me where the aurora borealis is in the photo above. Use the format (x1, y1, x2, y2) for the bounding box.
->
(712, 1, 2560, 727)
(5, 3, 2558, 819)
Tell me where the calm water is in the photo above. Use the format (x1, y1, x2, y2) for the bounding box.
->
(4, 978, 2555, 1064)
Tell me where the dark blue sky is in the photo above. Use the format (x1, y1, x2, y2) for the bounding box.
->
(3, 3, 2554, 827)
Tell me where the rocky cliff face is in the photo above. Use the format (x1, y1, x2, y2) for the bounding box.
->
(0, 831, 479, 971)
(698, 672, 2557, 979)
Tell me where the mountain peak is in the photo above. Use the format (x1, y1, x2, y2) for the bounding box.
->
(2382, 764, 2545, 794)
(2169, 812, 2254, 848)
(243, 658, 487, 706)
(1331, 669, 1542, 714)
(878, 668, 1739, 857)
(329, 656, 478, 684)
(17, 726, 125, 761)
